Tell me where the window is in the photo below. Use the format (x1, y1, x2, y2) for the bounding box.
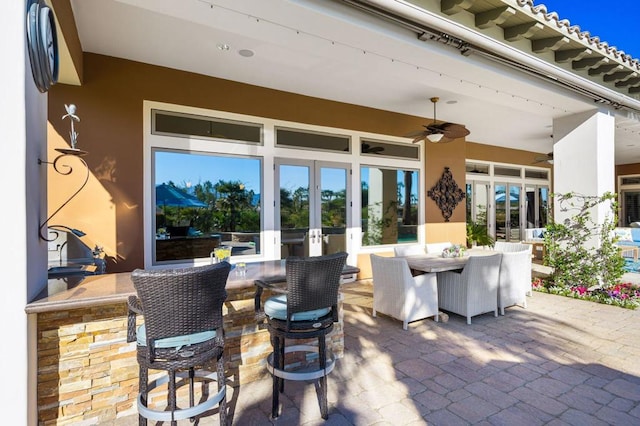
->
(466, 163, 489, 175)
(524, 168, 549, 179)
(275, 127, 350, 152)
(621, 176, 640, 185)
(494, 166, 521, 177)
(361, 167, 419, 246)
(152, 110, 262, 143)
(153, 150, 262, 263)
(360, 139, 420, 159)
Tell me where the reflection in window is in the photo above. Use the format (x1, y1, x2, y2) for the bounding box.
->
(152, 110, 262, 143)
(361, 167, 419, 246)
(153, 150, 261, 263)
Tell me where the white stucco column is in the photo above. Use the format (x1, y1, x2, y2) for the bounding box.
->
(552, 109, 615, 236)
(1, 2, 50, 424)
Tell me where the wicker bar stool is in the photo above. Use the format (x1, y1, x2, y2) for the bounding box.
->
(255, 252, 348, 420)
(127, 262, 230, 426)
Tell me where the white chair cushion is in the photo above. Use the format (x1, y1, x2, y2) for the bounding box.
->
(136, 324, 216, 349)
(614, 228, 633, 241)
(264, 294, 331, 321)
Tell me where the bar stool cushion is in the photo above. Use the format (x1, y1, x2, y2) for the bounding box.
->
(264, 294, 330, 321)
(136, 324, 216, 349)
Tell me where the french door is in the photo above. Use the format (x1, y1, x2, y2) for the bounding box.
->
(525, 185, 549, 229)
(275, 159, 350, 258)
(466, 181, 491, 232)
(495, 183, 522, 242)
(621, 190, 640, 226)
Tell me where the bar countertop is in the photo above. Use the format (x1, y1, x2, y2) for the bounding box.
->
(25, 260, 359, 314)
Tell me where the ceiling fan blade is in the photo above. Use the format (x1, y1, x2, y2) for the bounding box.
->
(532, 152, 553, 164)
(406, 97, 470, 143)
(411, 133, 428, 143)
(440, 123, 470, 139)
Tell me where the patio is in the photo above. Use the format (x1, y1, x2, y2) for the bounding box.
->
(116, 279, 640, 425)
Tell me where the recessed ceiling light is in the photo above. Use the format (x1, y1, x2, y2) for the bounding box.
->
(446, 100, 457, 104)
(239, 49, 255, 57)
(217, 43, 230, 51)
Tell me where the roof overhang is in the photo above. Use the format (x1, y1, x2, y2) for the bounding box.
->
(51, 0, 640, 164)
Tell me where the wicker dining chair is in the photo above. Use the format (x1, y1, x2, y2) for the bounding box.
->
(437, 254, 502, 324)
(254, 252, 348, 420)
(127, 262, 230, 426)
(370, 254, 439, 330)
(497, 249, 531, 315)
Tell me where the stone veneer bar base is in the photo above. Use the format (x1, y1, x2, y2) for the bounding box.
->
(35, 285, 345, 424)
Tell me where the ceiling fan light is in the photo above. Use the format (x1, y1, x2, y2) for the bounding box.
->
(426, 133, 444, 143)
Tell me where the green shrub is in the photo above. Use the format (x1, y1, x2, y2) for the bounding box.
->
(544, 192, 625, 288)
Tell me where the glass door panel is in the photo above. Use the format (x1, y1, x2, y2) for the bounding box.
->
(538, 187, 549, 227)
(525, 185, 549, 229)
(319, 166, 348, 256)
(525, 185, 535, 229)
(495, 183, 521, 242)
(622, 190, 640, 226)
(509, 186, 521, 241)
(495, 184, 507, 241)
(278, 164, 311, 258)
(467, 181, 491, 233)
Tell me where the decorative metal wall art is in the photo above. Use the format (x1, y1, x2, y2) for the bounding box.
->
(38, 104, 89, 240)
(428, 167, 465, 222)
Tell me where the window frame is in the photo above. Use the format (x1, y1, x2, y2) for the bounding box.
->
(144, 101, 425, 267)
(359, 164, 422, 248)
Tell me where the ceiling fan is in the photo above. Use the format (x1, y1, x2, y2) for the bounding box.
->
(533, 152, 553, 164)
(406, 97, 470, 143)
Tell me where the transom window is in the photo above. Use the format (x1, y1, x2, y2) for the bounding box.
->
(152, 110, 262, 144)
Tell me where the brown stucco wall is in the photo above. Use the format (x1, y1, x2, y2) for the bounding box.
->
(466, 142, 554, 168)
(48, 53, 547, 272)
(616, 163, 640, 191)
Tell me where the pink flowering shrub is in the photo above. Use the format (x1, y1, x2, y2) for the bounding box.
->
(532, 277, 640, 309)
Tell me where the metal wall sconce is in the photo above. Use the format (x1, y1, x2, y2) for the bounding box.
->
(38, 104, 89, 241)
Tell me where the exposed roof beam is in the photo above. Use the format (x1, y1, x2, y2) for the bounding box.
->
(475, 6, 515, 29)
(589, 63, 624, 76)
(440, 0, 473, 15)
(555, 48, 593, 63)
(616, 77, 640, 88)
(504, 22, 543, 42)
(572, 56, 610, 71)
(531, 36, 569, 53)
(603, 71, 638, 83)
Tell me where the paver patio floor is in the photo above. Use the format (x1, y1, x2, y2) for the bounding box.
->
(118, 279, 640, 425)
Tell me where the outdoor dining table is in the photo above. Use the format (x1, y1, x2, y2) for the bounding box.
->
(402, 248, 499, 273)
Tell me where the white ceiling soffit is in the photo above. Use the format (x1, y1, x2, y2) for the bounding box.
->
(68, 0, 640, 164)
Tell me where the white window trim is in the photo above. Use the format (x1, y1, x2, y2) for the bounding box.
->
(143, 100, 424, 267)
